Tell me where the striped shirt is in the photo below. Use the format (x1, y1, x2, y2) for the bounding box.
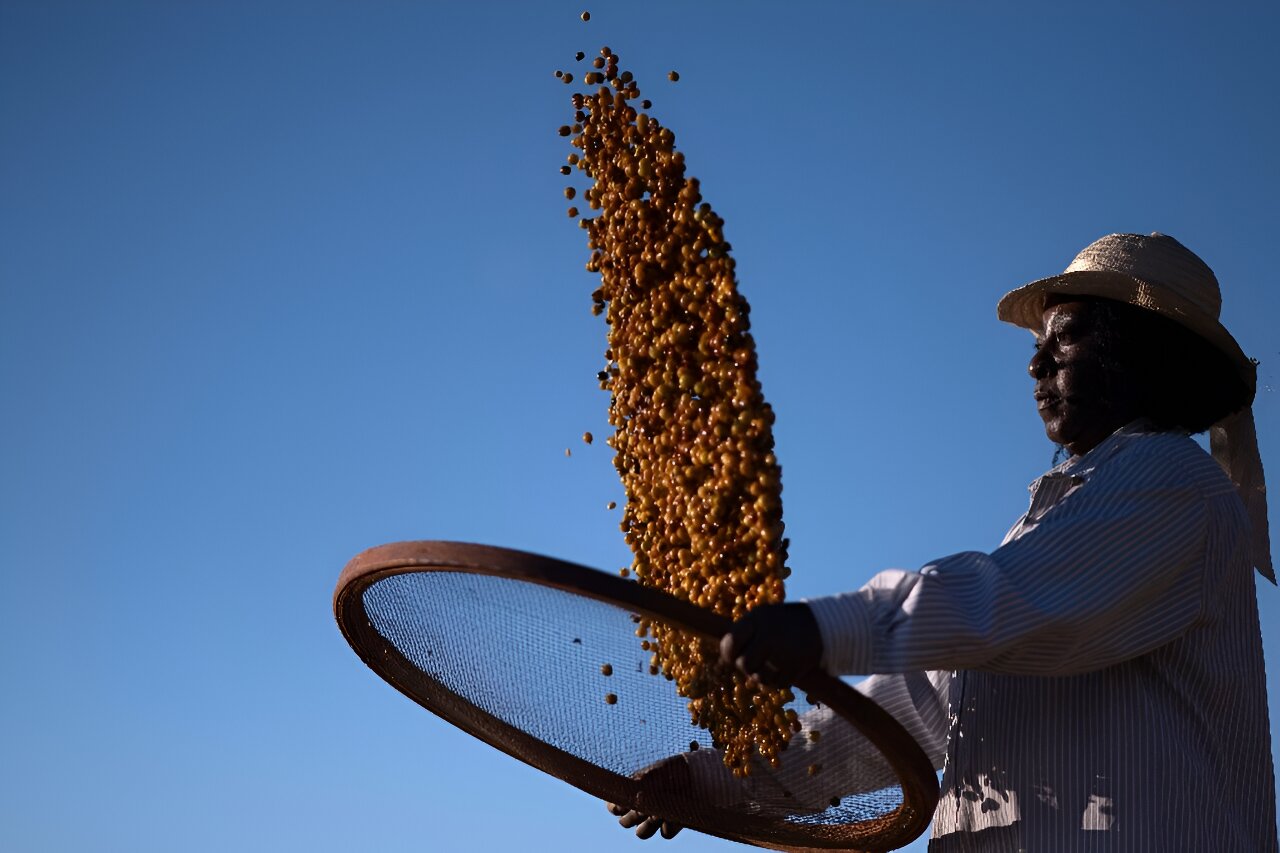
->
(802, 423, 1278, 850)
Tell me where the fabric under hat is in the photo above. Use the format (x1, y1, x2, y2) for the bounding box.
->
(997, 233, 1273, 583)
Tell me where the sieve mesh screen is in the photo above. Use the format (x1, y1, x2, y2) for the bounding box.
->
(366, 570, 698, 778)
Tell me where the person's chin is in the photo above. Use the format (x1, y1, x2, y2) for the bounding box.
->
(1038, 407, 1062, 433)
(1040, 416, 1075, 449)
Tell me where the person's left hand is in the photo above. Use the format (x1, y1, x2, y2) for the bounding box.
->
(605, 752, 692, 839)
(605, 802, 683, 839)
(719, 602, 823, 687)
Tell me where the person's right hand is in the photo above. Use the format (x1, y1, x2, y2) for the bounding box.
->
(719, 602, 823, 687)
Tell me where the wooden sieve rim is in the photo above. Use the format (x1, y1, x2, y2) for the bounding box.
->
(334, 540, 938, 851)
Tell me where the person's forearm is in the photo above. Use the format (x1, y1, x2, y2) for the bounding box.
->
(682, 671, 948, 812)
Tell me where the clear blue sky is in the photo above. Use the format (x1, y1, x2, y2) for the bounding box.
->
(2, 2, 1277, 851)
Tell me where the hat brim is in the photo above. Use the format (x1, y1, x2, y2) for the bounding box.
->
(997, 269, 1255, 389)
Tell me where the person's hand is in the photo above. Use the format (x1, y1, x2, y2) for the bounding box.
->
(719, 602, 823, 687)
(605, 752, 693, 839)
(605, 802, 682, 839)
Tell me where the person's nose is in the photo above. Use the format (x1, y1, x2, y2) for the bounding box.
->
(1028, 345, 1052, 379)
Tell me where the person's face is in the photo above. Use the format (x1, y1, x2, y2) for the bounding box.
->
(1028, 299, 1141, 457)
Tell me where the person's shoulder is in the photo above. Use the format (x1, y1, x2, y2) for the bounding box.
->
(1104, 429, 1233, 496)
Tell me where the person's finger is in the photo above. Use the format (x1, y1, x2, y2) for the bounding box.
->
(721, 613, 761, 666)
(606, 802, 628, 817)
(618, 810, 646, 828)
(735, 642, 770, 679)
(635, 816, 663, 839)
(759, 658, 786, 688)
(660, 821, 683, 839)
(719, 628, 740, 666)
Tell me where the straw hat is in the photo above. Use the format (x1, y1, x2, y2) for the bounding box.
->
(997, 232, 1272, 582)
(997, 232, 1256, 391)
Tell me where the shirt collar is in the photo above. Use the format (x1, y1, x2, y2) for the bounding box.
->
(1037, 419, 1163, 484)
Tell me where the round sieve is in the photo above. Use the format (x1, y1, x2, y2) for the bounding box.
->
(334, 540, 938, 851)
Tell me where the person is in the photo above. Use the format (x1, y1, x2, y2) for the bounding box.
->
(612, 233, 1278, 850)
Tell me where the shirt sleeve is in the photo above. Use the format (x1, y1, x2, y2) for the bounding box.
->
(676, 670, 950, 813)
(807, 447, 1211, 677)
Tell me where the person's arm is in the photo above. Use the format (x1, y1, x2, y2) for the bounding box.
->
(754, 669, 950, 809)
(857, 668, 950, 769)
(810, 451, 1212, 677)
(650, 669, 949, 814)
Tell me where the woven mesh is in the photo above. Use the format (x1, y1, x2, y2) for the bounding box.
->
(359, 569, 917, 847)
(367, 571, 695, 776)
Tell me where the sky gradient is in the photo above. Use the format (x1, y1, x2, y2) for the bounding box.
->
(2, 2, 1277, 850)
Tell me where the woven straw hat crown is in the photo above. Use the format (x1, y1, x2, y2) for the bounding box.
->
(997, 232, 1255, 391)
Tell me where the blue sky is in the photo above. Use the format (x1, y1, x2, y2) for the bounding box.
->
(2, 1, 1277, 851)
